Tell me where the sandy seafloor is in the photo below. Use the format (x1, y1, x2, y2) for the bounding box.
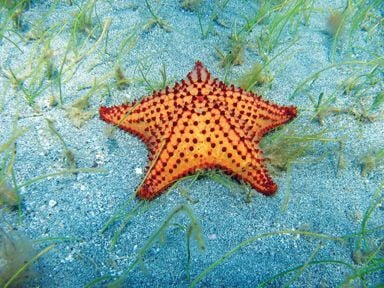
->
(0, 0, 383, 287)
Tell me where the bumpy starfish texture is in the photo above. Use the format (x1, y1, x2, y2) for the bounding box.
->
(100, 61, 297, 200)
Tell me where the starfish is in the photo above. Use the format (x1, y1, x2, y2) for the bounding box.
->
(99, 61, 297, 200)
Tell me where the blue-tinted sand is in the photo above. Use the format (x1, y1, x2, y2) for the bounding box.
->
(0, 0, 383, 287)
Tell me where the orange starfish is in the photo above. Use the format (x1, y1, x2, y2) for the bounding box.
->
(99, 61, 297, 200)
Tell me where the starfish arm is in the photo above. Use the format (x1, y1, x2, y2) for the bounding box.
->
(201, 81, 296, 142)
(100, 104, 155, 153)
(99, 94, 180, 156)
(227, 148, 277, 195)
(241, 92, 297, 138)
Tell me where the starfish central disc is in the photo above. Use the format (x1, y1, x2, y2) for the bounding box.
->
(99, 61, 297, 200)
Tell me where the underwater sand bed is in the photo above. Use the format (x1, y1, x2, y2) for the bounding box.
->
(0, 0, 383, 287)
